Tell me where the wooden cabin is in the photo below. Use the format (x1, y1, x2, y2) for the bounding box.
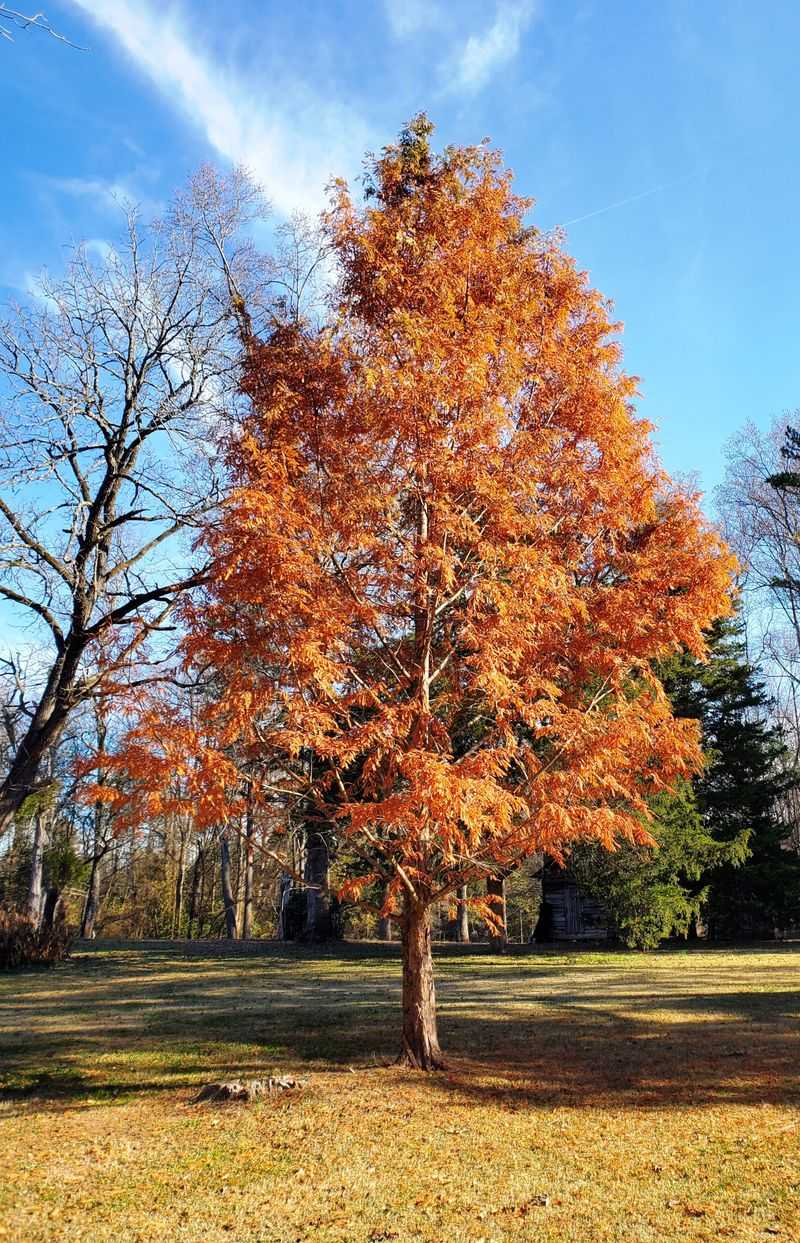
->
(534, 861, 609, 942)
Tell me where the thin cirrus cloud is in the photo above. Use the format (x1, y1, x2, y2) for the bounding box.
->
(445, 0, 537, 94)
(384, 0, 445, 38)
(69, 0, 374, 219)
(43, 174, 163, 218)
(385, 0, 537, 94)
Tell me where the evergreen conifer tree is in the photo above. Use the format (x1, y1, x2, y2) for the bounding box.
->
(571, 615, 798, 944)
(571, 782, 746, 949)
(661, 616, 800, 937)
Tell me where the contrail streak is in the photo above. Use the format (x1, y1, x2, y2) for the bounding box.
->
(562, 173, 697, 228)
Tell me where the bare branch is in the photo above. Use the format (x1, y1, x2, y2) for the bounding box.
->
(0, 167, 284, 832)
(0, 5, 86, 49)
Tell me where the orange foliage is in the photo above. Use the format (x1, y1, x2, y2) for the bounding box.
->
(76, 695, 243, 833)
(180, 121, 734, 921)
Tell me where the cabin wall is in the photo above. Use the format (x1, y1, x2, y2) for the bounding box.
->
(539, 872, 608, 941)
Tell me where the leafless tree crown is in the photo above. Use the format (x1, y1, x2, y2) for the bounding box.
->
(0, 168, 298, 831)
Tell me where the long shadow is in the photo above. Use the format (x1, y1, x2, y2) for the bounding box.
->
(2, 943, 799, 1114)
(431, 1006, 800, 1111)
(3, 1005, 798, 1113)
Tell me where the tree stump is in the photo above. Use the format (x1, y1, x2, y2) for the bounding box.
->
(193, 1076, 307, 1103)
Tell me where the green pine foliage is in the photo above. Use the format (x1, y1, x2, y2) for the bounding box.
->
(660, 616, 800, 937)
(766, 423, 800, 500)
(0, 822, 86, 912)
(572, 783, 748, 949)
(571, 614, 799, 946)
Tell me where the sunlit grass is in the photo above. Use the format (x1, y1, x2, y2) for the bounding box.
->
(1, 941, 799, 1241)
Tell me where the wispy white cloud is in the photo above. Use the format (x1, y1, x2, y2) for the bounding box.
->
(384, 0, 444, 38)
(82, 238, 115, 262)
(22, 270, 59, 310)
(445, 1, 537, 95)
(44, 174, 162, 217)
(70, 0, 374, 218)
(47, 175, 132, 206)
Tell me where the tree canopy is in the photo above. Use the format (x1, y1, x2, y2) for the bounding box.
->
(91, 120, 736, 1066)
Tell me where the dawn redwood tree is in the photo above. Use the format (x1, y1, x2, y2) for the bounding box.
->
(179, 118, 734, 1068)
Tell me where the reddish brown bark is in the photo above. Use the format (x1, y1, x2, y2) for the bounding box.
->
(487, 874, 507, 950)
(398, 901, 444, 1070)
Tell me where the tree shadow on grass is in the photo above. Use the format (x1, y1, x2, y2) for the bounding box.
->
(2, 943, 799, 1114)
(433, 1002, 800, 1111)
(3, 1003, 798, 1116)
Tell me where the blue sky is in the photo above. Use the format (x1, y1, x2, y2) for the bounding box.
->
(2, 0, 800, 509)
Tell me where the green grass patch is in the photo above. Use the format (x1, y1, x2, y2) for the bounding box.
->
(1, 941, 799, 1241)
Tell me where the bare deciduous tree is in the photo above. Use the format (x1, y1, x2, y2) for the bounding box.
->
(718, 418, 800, 851)
(0, 170, 271, 834)
(718, 418, 800, 685)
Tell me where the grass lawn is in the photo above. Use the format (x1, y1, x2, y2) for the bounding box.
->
(1, 942, 799, 1243)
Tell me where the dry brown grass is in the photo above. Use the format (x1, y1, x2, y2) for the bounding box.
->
(1, 941, 799, 1242)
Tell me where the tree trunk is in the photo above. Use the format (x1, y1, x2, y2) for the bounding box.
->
(302, 827, 332, 942)
(80, 852, 103, 938)
(398, 901, 444, 1070)
(173, 826, 187, 938)
(487, 875, 507, 950)
(0, 729, 57, 836)
(200, 850, 214, 937)
(127, 824, 139, 935)
(242, 796, 255, 939)
(41, 885, 62, 932)
(378, 880, 394, 940)
(276, 873, 292, 939)
(26, 810, 47, 925)
(456, 884, 470, 943)
(233, 831, 243, 933)
(0, 646, 83, 836)
(187, 847, 203, 939)
(220, 833, 237, 939)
